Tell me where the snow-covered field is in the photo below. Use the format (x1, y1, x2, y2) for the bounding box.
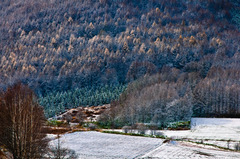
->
(162, 118, 240, 150)
(50, 131, 240, 159)
(141, 141, 240, 159)
(50, 118, 240, 159)
(191, 118, 240, 129)
(163, 125, 240, 141)
(51, 131, 163, 159)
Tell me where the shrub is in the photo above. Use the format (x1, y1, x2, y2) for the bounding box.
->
(154, 131, 165, 138)
(135, 123, 148, 135)
(167, 121, 190, 130)
(47, 134, 78, 159)
(88, 123, 97, 130)
(47, 120, 65, 127)
(122, 126, 132, 133)
(235, 142, 240, 151)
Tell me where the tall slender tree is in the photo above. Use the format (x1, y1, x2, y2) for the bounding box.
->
(0, 83, 49, 159)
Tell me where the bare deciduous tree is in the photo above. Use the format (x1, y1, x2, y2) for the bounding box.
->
(0, 83, 49, 159)
(76, 111, 86, 125)
(46, 134, 78, 159)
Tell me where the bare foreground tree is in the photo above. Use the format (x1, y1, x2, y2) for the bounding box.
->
(0, 83, 49, 159)
(46, 134, 78, 159)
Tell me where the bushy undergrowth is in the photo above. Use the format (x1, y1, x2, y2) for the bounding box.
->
(102, 131, 166, 139)
(47, 119, 65, 127)
(167, 121, 190, 130)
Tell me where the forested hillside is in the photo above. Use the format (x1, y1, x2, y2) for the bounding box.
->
(0, 0, 240, 117)
(99, 64, 240, 128)
(39, 84, 126, 117)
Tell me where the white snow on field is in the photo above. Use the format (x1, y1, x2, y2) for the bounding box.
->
(189, 126, 240, 140)
(161, 118, 240, 141)
(49, 118, 240, 158)
(140, 141, 240, 159)
(162, 126, 240, 141)
(50, 131, 240, 159)
(153, 118, 240, 153)
(50, 131, 163, 159)
(191, 118, 240, 129)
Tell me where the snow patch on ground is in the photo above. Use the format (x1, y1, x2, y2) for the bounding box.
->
(50, 130, 240, 159)
(50, 131, 163, 159)
(49, 118, 240, 158)
(162, 126, 240, 141)
(161, 118, 240, 141)
(140, 141, 240, 159)
(191, 118, 240, 129)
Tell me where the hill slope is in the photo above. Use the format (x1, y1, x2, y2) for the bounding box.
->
(0, 0, 239, 96)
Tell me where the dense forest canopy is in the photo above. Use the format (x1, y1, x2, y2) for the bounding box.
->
(40, 84, 126, 118)
(0, 0, 240, 118)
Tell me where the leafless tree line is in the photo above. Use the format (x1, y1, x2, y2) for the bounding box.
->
(99, 65, 240, 128)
